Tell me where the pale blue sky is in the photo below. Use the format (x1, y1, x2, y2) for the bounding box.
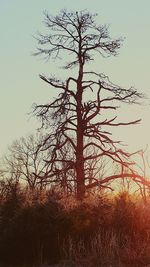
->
(0, 0, 150, 155)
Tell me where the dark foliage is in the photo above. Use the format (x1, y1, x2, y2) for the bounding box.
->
(0, 187, 150, 266)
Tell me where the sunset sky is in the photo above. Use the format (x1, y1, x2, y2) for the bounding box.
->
(0, 0, 150, 155)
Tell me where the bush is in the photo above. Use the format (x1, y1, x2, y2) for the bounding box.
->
(0, 188, 150, 266)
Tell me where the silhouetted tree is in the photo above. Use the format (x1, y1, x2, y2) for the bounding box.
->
(1, 134, 51, 190)
(33, 10, 143, 199)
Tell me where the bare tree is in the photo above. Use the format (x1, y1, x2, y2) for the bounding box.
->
(1, 134, 51, 190)
(33, 10, 144, 199)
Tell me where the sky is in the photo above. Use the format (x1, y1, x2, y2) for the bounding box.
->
(0, 0, 150, 156)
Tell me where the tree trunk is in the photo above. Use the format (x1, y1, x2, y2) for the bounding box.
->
(76, 58, 85, 199)
(76, 125, 85, 199)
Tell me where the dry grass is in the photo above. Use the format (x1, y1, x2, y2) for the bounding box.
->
(1, 188, 150, 266)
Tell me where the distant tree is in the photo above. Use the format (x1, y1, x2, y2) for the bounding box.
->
(1, 134, 51, 190)
(33, 10, 144, 199)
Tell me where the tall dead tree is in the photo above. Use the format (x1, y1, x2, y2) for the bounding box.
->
(33, 10, 143, 199)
